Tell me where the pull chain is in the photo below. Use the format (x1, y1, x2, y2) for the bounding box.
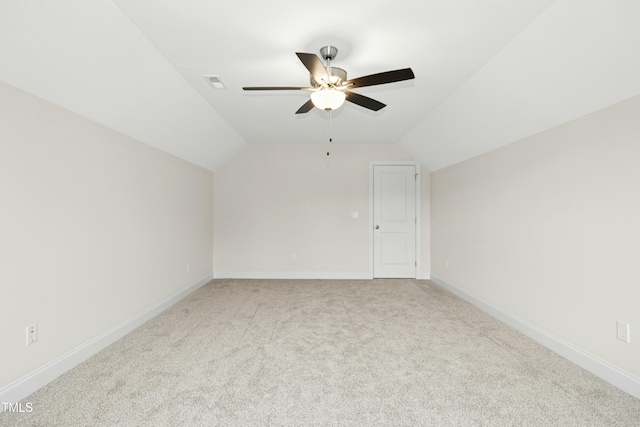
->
(327, 109, 332, 156)
(326, 48, 333, 157)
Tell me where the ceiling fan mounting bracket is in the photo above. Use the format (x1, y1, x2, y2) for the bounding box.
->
(319, 46, 338, 61)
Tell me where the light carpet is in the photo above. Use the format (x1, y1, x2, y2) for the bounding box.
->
(2, 279, 639, 426)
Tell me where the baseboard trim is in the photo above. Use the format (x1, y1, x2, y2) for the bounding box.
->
(430, 274, 640, 400)
(213, 271, 372, 280)
(214, 271, 431, 280)
(0, 274, 213, 409)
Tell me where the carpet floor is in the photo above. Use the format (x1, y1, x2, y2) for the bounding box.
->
(2, 279, 639, 426)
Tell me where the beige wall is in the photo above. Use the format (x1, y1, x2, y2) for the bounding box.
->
(431, 96, 640, 378)
(0, 82, 214, 390)
(214, 143, 429, 278)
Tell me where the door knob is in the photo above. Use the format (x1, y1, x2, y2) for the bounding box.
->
(375, 225, 380, 229)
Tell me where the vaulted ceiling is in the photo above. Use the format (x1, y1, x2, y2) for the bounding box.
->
(2, 1, 639, 172)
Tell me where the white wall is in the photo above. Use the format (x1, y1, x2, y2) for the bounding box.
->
(430, 95, 640, 379)
(0, 81, 214, 393)
(213, 143, 430, 279)
(420, 171, 431, 279)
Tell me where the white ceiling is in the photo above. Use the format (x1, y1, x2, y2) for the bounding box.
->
(1, 0, 639, 172)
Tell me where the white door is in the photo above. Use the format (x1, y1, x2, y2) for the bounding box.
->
(373, 165, 416, 278)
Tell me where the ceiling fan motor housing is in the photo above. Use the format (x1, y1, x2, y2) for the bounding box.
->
(311, 67, 347, 87)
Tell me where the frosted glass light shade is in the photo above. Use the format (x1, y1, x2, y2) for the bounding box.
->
(311, 89, 346, 111)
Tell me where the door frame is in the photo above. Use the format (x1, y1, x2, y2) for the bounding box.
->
(368, 161, 421, 279)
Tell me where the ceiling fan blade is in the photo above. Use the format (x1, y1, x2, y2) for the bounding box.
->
(295, 99, 315, 114)
(243, 86, 310, 91)
(296, 52, 329, 83)
(344, 68, 415, 89)
(345, 91, 386, 111)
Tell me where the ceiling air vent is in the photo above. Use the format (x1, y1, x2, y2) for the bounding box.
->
(203, 75, 226, 89)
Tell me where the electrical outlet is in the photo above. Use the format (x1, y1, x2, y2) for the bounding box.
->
(26, 324, 37, 345)
(445, 259, 449, 270)
(617, 321, 630, 343)
(291, 254, 297, 262)
(186, 263, 191, 273)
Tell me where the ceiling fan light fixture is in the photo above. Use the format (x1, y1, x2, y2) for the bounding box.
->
(311, 88, 346, 111)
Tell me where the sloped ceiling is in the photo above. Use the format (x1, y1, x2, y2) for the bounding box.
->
(1, 1, 639, 172)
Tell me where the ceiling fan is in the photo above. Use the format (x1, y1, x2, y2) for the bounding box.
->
(243, 46, 415, 114)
